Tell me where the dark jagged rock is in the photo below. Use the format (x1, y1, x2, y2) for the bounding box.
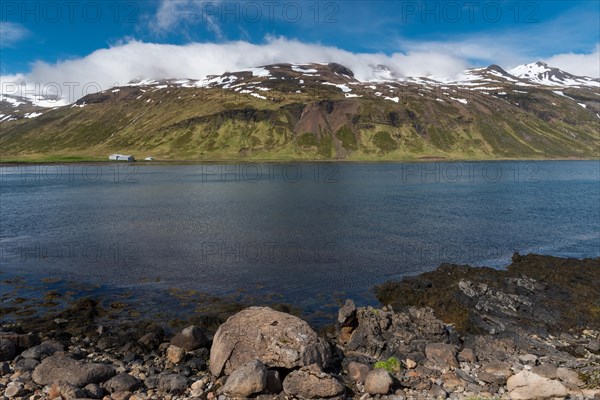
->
(375, 253, 600, 335)
(336, 305, 449, 360)
(327, 63, 355, 77)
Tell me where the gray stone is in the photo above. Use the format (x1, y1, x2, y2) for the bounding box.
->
(425, 343, 459, 369)
(32, 354, 115, 386)
(585, 338, 600, 352)
(338, 299, 357, 325)
(49, 380, 86, 399)
(144, 374, 159, 389)
(478, 361, 512, 385)
(0, 332, 39, 352)
(441, 371, 466, 388)
(455, 368, 477, 384)
(507, 370, 568, 399)
(557, 367, 584, 387)
(138, 332, 162, 350)
(532, 364, 557, 380)
(171, 325, 209, 351)
(482, 361, 512, 379)
(223, 359, 267, 397)
(364, 369, 394, 395)
(5, 382, 25, 398)
(348, 361, 370, 383)
(14, 357, 39, 372)
(210, 307, 331, 376)
(84, 383, 104, 399)
(187, 357, 207, 371)
(157, 373, 189, 394)
(458, 348, 477, 363)
(104, 373, 140, 393)
(112, 391, 133, 400)
(518, 354, 538, 364)
(20, 339, 64, 359)
(0, 361, 10, 375)
(0, 338, 16, 361)
(266, 369, 283, 394)
(166, 344, 186, 364)
(283, 364, 345, 399)
(477, 371, 506, 385)
(429, 384, 447, 399)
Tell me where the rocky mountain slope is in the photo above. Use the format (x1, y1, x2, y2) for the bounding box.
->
(1, 62, 599, 161)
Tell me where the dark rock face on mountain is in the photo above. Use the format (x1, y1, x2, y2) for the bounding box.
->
(328, 62, 355, 77)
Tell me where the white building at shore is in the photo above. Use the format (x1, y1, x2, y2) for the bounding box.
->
(109, 154, 135, 162)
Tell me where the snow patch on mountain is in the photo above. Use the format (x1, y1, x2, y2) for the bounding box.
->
(0, 95, 25, 107)
(24, 112, 43, 118)
(510, 61, 599, 88)
(242, 67, 271, 78)
(323, 82, 352, 93)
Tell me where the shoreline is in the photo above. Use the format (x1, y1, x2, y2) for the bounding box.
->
(1, 253, 599, 399)
(1, 157, 598, 166)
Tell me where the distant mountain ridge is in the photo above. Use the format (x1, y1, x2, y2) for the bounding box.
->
(509, 61, 599, 87)
(1, 61, 599, 162)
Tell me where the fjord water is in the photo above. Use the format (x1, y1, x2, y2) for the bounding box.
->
(1, 161, 599, 312)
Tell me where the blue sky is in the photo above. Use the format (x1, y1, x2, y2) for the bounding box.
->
(0, 0, 599, 99)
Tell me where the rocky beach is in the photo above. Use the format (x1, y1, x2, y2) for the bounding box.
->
(1, 253, 599, 400)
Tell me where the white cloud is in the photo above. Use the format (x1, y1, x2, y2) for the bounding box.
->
(402, 36, 600, 79)
(543, 46, 600, 78)
(3, 36, 596, 106)
(0, 38, 468, 104)
(151, 0, 223, 39)
(0, 22, 30, 48)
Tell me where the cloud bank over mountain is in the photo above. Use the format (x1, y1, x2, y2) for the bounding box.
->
(1, 37, 598, 104)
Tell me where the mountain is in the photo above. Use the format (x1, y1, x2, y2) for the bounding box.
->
(0, 94, 60, 122)
(1, 62, 599, 162)
(509, 61, 600, 87)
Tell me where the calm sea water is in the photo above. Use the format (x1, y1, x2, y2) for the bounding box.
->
(1, 161, 599, 313)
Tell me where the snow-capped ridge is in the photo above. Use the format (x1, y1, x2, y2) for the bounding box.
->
(510, 61, 599, 88)
(2, 60, 598, 116)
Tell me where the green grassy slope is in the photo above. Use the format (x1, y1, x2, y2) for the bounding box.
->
(1, 67, 599, 162)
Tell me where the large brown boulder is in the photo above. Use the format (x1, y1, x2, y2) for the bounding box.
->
(209, 307, 331, 376)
